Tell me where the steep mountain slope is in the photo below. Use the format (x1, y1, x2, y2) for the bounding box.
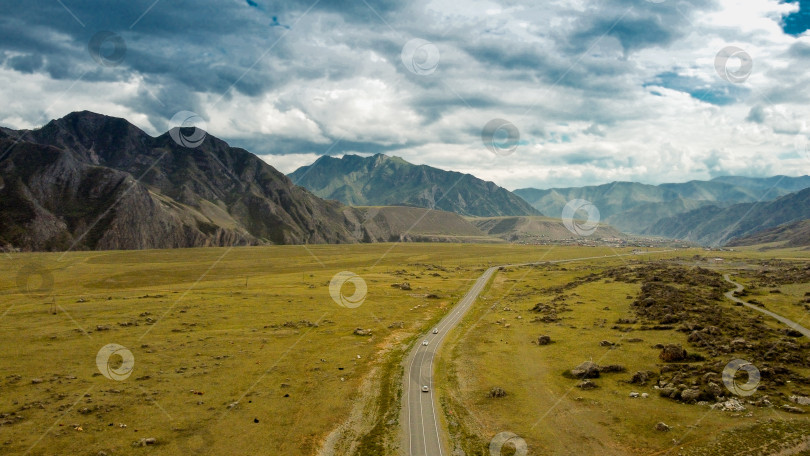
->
(726, 219, 810, 249)
(0, 111, 359, 251)
(642, 188, 810, 246)
(288, 154, 540, 217)
(515, 176, 810, 233)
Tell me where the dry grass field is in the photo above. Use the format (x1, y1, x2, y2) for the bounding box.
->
(437, 248, 810, 455)
(2, 244, 809, 455)
(0, 243, 639, 455)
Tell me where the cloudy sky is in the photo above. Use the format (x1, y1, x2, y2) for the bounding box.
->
(1, 0, 809, 190)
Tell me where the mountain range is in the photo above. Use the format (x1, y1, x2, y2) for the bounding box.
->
(515, 176, 810, 236)
(288, 154, 540, 217)
(3, 111, 810, 251)
(0, 111, 360, 250)
(644, 187, 810, 246)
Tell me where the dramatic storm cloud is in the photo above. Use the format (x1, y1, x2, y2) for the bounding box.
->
(1, 0, 809, 189)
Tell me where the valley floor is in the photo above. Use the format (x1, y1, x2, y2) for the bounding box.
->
(1, 244, 809, 455)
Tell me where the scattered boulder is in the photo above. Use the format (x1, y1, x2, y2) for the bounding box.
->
(570, 361, 600, 379)
(659, 344, 687, 362)
(711, 398, 745, 412)
(654, 422, 670, 432)
(537, 335, 552, 345)
(630, 371, 654, 385)
(790, 395, 810, 406)
(353, 328, 372, 336)
(600, 365, 626, 373)
(599, 340, 614, 347)
(680, 388, 701, 403)
(488, 387, 507, 398)
(388, 321, 404, 329)
(400, 282, 412, 291)
(629, 392, 640, 398)
(133, 437, 157, 447)
(781, 405, 805, 414)
(577, 380, 598, 390)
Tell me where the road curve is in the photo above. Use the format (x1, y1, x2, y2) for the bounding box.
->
(723, 274, 810, 338)
(401, 250, 674, 456)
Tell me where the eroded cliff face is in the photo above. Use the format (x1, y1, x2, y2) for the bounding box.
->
(0, 111, 360, 251)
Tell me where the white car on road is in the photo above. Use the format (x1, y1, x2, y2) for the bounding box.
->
(433, 328, 438, 334)
(422, 340, 429, 346)
(421, 385, 429, 392)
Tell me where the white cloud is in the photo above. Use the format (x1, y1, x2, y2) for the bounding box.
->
(1, 0, 809, 190)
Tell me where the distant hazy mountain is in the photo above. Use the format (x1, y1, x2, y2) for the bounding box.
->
(726, 219, 810, 249)
(471, 216, 627, 243)
(0, 111, 360, 250)
(515, 176, 810, 233)
(343, 206, 494, 243)
(289, 154, 541, 217)
(643, 188, 810, 246)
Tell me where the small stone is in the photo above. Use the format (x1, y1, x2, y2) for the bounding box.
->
(577, 380, 598, 390)
(781, 405, 805, 414)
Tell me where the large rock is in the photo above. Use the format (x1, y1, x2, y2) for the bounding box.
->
(537, 335, 552, 345)
(791, 396, 810, 406)
(630, 371, 654, 385)
(571, 361, 600, 379)
(659, 344, 687, 362)
(680, 388, 701, 403)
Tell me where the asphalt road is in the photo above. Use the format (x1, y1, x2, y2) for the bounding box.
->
(401, 250, 674, 456)
(723, 274, 810, 337)
(402, 266, 497, 456)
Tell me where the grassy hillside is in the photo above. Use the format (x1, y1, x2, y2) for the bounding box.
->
(726, 218, 810, 249)
(644, 188, 810, 246)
